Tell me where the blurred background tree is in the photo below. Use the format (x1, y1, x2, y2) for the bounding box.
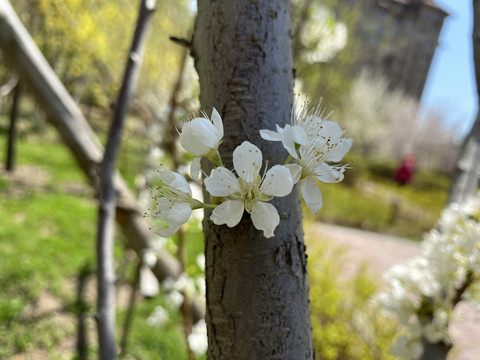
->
(292, 0, 361, 109)
(7, 0, 193, 112)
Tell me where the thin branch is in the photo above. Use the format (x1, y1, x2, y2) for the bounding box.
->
(6, 81, 21, 171)
(96, 0, 156, 359)
(169, 36, 192, 48)
(119, 260, 141, 356)
(0, 77, 18, 97)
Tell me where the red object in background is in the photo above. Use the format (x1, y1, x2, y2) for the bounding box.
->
(395, 154, 416, 185)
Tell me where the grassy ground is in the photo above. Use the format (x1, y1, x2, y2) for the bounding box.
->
(0, 128, 199, 359)
(307, 153, 450, 240)
(0, 119, 450, 358)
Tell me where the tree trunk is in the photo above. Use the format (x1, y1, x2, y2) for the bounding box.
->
(192, 1, 314, 358)
(448, 0, 480, 204)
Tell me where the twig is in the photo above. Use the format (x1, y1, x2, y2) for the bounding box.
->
(96, 0, 156, 359)
(119, 260, 141, 357)
(169, 36, 192, 48)
(6, 81, 21, 171)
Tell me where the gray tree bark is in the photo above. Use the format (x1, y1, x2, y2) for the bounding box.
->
(448, 0, 480, 205)
(192, 1, 314, 359)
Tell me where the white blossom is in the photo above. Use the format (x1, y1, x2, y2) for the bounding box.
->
(299, 3, 348, 64)
(142, 249, 158, 268)
(148, 170, 203, 238)
(165, 290, 183, 310)
(162, 274, 196, 297)
(204, 141, 294, 238)
(196, 276, 206, 297)
(179, 108, 224, 179)
(260, 101, 352, 213)
(147, 306, 169, 328)
(188, 320, 208, 356)
(196, 253, 205, 271)
(260, 123, 307, 158)
(373, 192, 480, 359)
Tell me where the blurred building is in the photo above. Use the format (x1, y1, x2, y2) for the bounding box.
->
(338, 0, 448, 100)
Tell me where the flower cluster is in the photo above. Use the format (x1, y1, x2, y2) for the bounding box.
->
(146, 102, 351, 238)
(373, 193, 480, 359)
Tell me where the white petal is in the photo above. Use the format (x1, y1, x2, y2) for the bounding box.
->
(204, 167, 241, 197)
(316, 121, 343, 142)
(301, 176, 323, 214)
(326, 138, 352, 162)
(285, 164, 302, 184)
(156, 224, 182, 238)
(211, 108, 224, 139)
(290, 125, 308, 145)
(261, 165, 293, 197)
(159, 170, 191, 194)
(233, 141, 262, 183)
(281, 125, 300, 158)
(166, 203, 192, 226)
(260, 129, 283, 141)
(283, 125, 307, 159)
(251, 202, 280, 238)
(210, 200, 244, 227)
(153, 197, 174, 216)
(180, 118, 219, 156)
(190, 157, 202, 180)
(314, 163, 345, 183)
(155, 203, 192, 237)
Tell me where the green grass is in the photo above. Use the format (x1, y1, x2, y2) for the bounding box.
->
(307, 153, 450, 240)
(0, 128, 194, 358)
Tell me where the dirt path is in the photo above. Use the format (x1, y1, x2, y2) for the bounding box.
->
(308, 223, 480, 360)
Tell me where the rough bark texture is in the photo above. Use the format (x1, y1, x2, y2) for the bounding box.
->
(192, 1, 314, 359)
(448, 0, 480, 204)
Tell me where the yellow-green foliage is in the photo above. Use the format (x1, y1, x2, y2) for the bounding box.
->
(10, 0, 192, 108)
(308, 241, 398, 360)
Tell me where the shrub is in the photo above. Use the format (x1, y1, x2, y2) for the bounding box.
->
(307, 239, 398, 360)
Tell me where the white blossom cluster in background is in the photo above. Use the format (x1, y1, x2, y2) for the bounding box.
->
(145, 101, 352, 239)
(299, 2, 348, 63)
(145, 252, 208, 356)
(373, 193, 480, 359)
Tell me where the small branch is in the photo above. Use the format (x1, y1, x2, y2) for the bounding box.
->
(177, 228, 196, 360)
(119, 260, 141, 356)
(162, 46, 188, 168)
(451, 271, 474, 305)
(6, 81, 21, 171)
(0, 77, 18, 97)
(169, 36, 192, 48)
(96, 0, 156, 359)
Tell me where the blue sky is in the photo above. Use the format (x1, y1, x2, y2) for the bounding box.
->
(421, 0, 478, 138)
